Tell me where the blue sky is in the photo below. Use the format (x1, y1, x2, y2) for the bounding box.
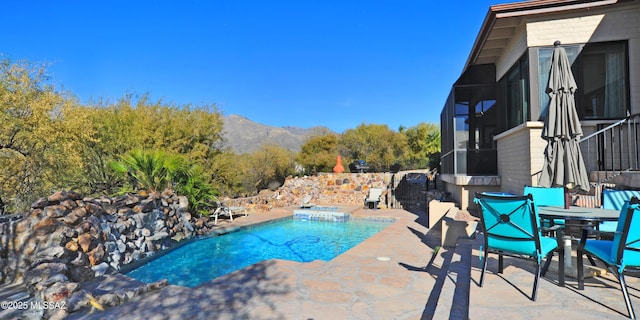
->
(1, 0, 499, 133)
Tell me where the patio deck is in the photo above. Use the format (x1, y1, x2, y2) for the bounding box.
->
(71, 207, 638, 319)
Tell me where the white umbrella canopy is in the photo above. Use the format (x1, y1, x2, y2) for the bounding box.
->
(539, 41, 590, 193)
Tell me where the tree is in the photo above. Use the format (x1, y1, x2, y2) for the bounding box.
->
(0, 58, 95, 212)
(401, 122, 441, 170)
(208, 150, 249, 197)
(339, 123, 407, 172)
(245, 144, 296, 193)
(79, 94, 225, 195)
(295, 133, 340, 174)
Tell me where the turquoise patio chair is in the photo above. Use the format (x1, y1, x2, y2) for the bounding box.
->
(524, 186, 565, 231)
(474, 192, 565, 301)
(577, 197, 640, 319)
(599, 189, 640, 233)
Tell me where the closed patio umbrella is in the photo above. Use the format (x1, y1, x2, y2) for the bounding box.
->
(539, 41, 590, 193)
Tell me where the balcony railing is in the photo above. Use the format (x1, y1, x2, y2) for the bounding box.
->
(579, 112, 640, 183)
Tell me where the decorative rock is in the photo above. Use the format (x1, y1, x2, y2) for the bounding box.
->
(60, 199, 77, 209)
(141, 228, 151, 237)
(31, 197, 50, 209)
(41, 273, 70, 288)
(77, 233, 93, 253)
(132, 250, 142, 260)
(65, 240, 79, 252)
(85, 202, 104, 215)
(47, 308, 68, 320)
(104, 213, 117, 222)
(66, 290, 90, 312)
(147, 279, 169, 291)
(171, 233, 184, 242)
(66, 190, 84, 201)
(144, 240, 155, 252)
(134, 238, 144, 250)
(33, 217, 59, 236)
(26, 262, 68, 285)
(68, 266, 94, 282)
(124, 195, 139, 206)
(116, 239, 126, 253)
(28, 208, 44, 218)
(87, 243, 105, 266)
(44, 205, 68, 218)
(91, 262, 110, 277)
(104, 241, 117, 253)
(43, 281, 78, 302)
(69, 251, 89, 266)
(62, 211, 82, 225)
(134, 199, 156, 213)
(62, 227, 78, 238)
(98, 293, 121, 307)
(47, 191, 67, 204)
(35, 246, 65, 259)
(23, 238, 38, 255)
(14, 219, 31, 233)
(177, 196, 189, 209)
(71, 206, 88, 217)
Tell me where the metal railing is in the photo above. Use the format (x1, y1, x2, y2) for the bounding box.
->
(579, 112, 640, 184)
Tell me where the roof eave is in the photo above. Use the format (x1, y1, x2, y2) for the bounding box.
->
(464, 0, 620, 70)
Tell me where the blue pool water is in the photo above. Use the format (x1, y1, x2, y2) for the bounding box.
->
(126, 218, 392, 287)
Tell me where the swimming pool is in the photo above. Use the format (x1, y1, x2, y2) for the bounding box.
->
(126, 217, 393, 287)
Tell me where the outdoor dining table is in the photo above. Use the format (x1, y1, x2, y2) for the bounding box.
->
(538, 205, 620, 224)
(537, 205, 620, 269)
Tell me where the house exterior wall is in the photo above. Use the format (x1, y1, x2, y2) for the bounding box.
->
(526, 2, 640, 115)
(441, 1, 640, 208)
(492, 3, 640, 115)
(495, 2, 640, 183)
(495, 121, 545, 195)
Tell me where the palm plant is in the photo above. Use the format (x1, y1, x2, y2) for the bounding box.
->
(110, 149, 218, 216)
(175, 168, 219, 217)
(110, 149, 187, 193)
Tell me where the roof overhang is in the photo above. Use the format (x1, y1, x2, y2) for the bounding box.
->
(465, 0, 621, 69)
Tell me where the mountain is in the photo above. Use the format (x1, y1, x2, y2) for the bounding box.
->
(222, 114, 333, 154)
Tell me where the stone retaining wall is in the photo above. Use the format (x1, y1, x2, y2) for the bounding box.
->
(224, 172, 392, 209)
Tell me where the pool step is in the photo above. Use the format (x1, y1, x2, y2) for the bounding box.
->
(293, 206, 350, 222)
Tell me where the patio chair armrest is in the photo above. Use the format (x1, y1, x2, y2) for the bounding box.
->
(543, 224, 563, 233)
